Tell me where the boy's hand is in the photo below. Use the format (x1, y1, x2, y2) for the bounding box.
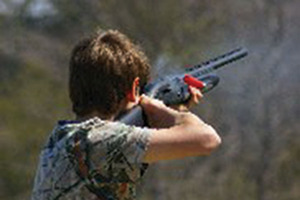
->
(139, 86, 203, 128)
(139, 95, 178, 128)
(170, 86, 203, 112)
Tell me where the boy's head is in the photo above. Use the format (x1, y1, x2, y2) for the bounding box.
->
(69, 29, 150, 117)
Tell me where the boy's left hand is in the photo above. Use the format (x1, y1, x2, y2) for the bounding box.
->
(170, 86, 203, 112)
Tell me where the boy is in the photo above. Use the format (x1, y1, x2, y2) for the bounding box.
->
(31, 30, 221, 200)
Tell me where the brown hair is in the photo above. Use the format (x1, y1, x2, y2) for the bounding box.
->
(69, 30, 150, 117)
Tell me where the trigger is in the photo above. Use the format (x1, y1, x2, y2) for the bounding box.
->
(183, 74, 205, 89)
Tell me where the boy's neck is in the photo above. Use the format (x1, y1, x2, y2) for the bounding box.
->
(76, 99, 138, 122)
(76, 111, 114, 122)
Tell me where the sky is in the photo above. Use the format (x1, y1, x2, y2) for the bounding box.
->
(0, 0, 56, 17)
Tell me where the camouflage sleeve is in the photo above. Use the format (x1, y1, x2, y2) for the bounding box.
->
(87, 121, 152, 166)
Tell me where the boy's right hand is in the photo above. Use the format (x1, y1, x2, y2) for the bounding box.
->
(139, 95, 178, 128)
(139, 87, 203, 129)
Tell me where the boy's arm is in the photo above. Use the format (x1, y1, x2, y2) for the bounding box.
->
(140, 95, 221, 163)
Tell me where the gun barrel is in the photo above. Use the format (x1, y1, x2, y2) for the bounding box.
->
(186, 47, 248, 78)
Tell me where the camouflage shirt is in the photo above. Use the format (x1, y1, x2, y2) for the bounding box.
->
(31, 117, 151, 200)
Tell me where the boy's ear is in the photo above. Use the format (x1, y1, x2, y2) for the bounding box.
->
(126, 77, 140, 102)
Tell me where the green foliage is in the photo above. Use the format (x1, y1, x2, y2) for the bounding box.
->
(0, 62, 71, 199)
(275, 138, 300, 200)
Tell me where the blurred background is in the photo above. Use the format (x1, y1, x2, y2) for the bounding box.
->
(0, 0, 299, 199)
